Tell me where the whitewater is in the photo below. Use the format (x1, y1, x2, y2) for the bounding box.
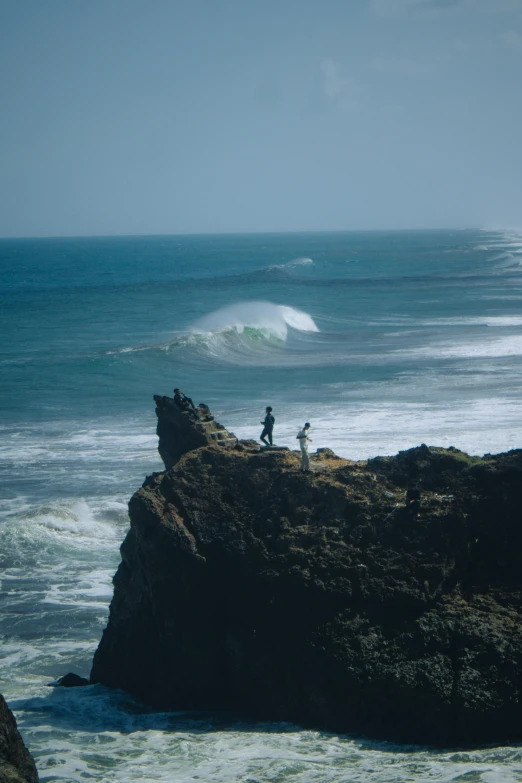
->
(1, 229, 522, 781)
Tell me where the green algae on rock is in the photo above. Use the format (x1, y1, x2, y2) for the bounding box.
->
(91, 397, 522, 746)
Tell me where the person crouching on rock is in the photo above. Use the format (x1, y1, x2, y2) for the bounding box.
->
(297, 423, 312, 472)
(260, 406, 275, 446)
(406, 483, 421, 517)
(173, 388, 198, 418)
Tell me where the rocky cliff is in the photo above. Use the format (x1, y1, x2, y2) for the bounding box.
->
(0, 696, 38, 783)
(91, 397, 522, 746)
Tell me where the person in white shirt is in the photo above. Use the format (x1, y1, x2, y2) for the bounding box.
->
(296, 423, 312, 472)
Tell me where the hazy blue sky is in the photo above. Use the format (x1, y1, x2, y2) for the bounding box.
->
(1, 0, 521, 236)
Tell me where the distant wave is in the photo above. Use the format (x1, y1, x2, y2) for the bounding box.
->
(420, 315, 522, 328)
(202, 262, 314, 287)
(481, 230, 522, 268)
(103, 242, 522, 292)
(268, 256, 314, 271)
(203, 264, 522, 290)
(285, 256, 314, 267)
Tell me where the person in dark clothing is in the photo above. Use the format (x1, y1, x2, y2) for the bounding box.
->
(260, 406, 275, 446)
(406, 484, 421, 517)
(173, 388, 198, 417)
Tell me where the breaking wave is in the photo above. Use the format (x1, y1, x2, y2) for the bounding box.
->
(190, 301, 319, 341)
(176, 301, 321, 362)
(107, 302, 320, 363)
(286, 256, 314, 267)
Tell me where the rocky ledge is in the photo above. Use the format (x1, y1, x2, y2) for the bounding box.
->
(0, 695, 38, 783)
(91, 397, 522, 746)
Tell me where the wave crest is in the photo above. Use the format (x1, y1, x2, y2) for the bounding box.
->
(287, 256, 314, 267)
(190, 301, 319, 341)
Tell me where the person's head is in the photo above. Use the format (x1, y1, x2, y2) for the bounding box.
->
(304, 422, 311, 429)
(174, 388, 180, 394)
(266, 406, 272, 413)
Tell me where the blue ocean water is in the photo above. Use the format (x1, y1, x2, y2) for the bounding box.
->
(1, 229, 522, 782)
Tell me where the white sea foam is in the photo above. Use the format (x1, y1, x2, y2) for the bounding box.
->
(191, 301, 319, 341)
(43, 567, 115, 607)
(483, 230, 522, 262)
(227, 393, 522, 461)
(0, 495, 128, 562)
(30, 498, 124, 540)
(0, 420, 157, 475)
(399, 335, 522, 360)
(420, 315, 522, 327)
(8, 693, 522, 783)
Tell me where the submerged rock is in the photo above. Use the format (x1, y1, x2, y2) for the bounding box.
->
(91, 398, 522, 746)
(0, 695, 38, 783)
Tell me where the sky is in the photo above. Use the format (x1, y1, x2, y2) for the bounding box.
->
(1, 0, 522, 237)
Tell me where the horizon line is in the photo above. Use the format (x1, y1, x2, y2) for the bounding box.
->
(0, 226, 492, 241)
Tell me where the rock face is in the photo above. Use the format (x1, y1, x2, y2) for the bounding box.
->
(153, 395, 237, 469)
(0, 695, 38, 783)
(91, 398, 522, 746)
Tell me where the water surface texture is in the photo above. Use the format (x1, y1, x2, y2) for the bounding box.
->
(1, 230, 522, 782)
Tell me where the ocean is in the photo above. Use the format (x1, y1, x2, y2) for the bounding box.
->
(1, 229, 522, 782)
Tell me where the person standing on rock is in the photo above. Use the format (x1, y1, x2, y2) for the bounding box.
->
(260, 406, 275, 446)
(297, 423, 312, 472)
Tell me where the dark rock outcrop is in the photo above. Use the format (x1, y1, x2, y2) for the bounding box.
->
(91, 399, 522, 746)
(53, 673, 89, 688)
(153, 395, 237, 469)
(0, 695, 38, 783)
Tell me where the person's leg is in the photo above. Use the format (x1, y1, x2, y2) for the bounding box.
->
(300, 448, 309, 471)
(260, 427, 269, 445)
(267, 428, 273, 446)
